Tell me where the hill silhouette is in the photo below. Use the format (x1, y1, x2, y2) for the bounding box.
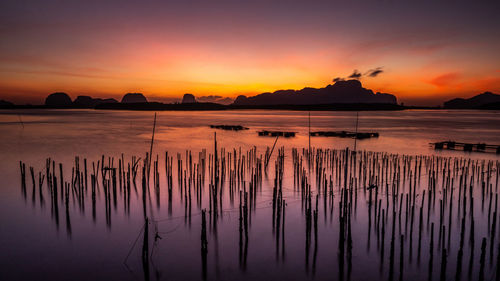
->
(45, 92, 72, 107)
(444, 92, 500, 109)
(182, 93, 196, 103)
(0, 99, 14, 108)
(233, 80, 397, 105)
(73, 96, 118, 108)
(121, 93, 147, 103)
(197, 95, 234, 105)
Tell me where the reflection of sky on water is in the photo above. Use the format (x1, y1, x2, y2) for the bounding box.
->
(0, 109, 499, 280)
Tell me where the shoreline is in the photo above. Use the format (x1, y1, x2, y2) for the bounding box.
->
(0, 103, 470, 111)
(1, 102, 499, 111)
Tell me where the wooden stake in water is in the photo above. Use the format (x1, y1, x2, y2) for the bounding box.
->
(201, 209, 208, 280)
(142, 217, 150, 281)
(479, 237, 486, 281)
(354, 112, 359, 152)
(308, 112, 311, 160)
(148, 112, 157, 184)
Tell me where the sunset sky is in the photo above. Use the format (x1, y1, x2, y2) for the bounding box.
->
(1, 0, 499, 106)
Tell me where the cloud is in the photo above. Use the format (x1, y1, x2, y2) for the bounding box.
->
(366, 67, 384, 77)
(348, 70, 362, 79)
(428, 72, 461, 87)
(333, 67, 384, 83)
(469, 76, 500, 92)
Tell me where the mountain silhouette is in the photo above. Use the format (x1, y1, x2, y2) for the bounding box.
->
(45, 92, 73, 107)
(182, 93, 196, 103)
(197, 95, 234, 105)
(73, 96, 118, 108)
(233, 80, 397, 105)
(121, 93, 148, 103)
(0, 99, 14, 108)
(443, 92, 500, 108)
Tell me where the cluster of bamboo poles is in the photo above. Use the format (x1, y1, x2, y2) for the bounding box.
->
(19, 142, 500, 281)
(272, 148, 286, 262)
(290, 147, 500, 281)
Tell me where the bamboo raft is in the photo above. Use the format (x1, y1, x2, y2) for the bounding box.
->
(210, 125, 249, 131)
(432, 141, 500, 154)
(310, 131, 379, 139)
(258, 130, 296, 137)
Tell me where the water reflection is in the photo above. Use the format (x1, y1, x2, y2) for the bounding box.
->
(3, 109, 500, 280)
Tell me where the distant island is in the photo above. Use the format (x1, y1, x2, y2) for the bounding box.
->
(42, 92, 120, 108)
(121, 93, 147, 103)
(233, 80, 397, 105)
(0, 81, 498, 111)
(443, 92, 500, 109)
(0, 99, 14, 107)
(96, 81, 401, 111)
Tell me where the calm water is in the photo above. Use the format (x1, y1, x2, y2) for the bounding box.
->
(0, 109, 499, 281)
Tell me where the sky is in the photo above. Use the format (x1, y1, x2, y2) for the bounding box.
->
(1, 0, 499, 106)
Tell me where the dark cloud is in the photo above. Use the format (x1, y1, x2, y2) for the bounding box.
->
(333, 67, 384, 83)
(366, 67, 384, 77)
(348, 70, 362, 79)
(332, 66, 384, 83)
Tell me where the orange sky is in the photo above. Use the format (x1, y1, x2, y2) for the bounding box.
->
(1, 0, 499, 106)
